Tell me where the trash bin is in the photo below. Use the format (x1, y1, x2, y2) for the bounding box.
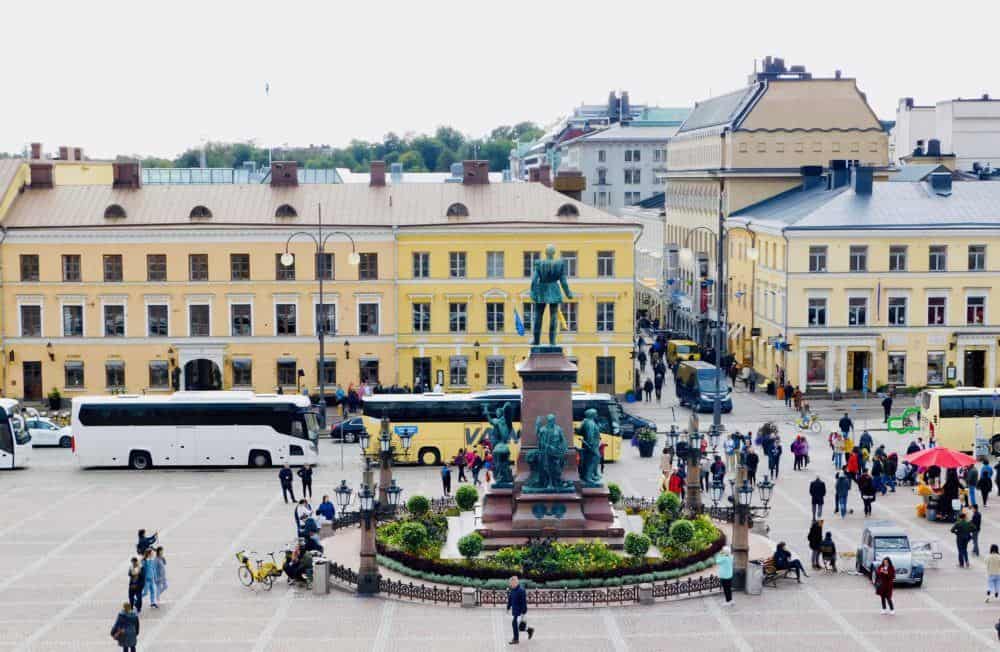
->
(766, 381, 776, 395)
(745, 561, 764, 595)
(312, 557, 329, 595)
(776, 386, 785, 401)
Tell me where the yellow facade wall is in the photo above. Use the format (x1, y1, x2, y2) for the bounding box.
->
(51, 161, 115, 186)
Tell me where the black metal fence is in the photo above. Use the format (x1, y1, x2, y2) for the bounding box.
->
(477, 585, 640, 606)
(650, 574, 720, 598)
(620, 495, 735, 523)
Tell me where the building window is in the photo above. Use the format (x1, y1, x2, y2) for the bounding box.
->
(62, 255, 81, 282)
(275, 253, 295, 280)
(358, 253, 378, 280)
(276, 303, 297, 335)
(317, 359, 336, 386)
(146, 254, 166, 282)
(230, 254, 250, 281)
(449, 356, 468, 386)
(597, 150, 606, 163)
(103, 254, 123, 282)
(20, 305, 41, 337)
(969, 245, 986, 271)
(848, 297, 867, 326)
(653, 149, 663, 162)
(624, 169, 641, 185)
(888, 354, 906, 385)
(62, 305, 83, 337)
(449, 252, 467, 278)
(64, 361, 84, 389)
(563, 302, 578, 332)
(806, 351, 827, 385)
(20, 255, 39, 282)
(561, 251, 577, 277)
(597, 251, 615, 277)
(277, 360, 297, 387)
(596, 168, 607, 185)
(449, 302, 467, 333)
(230, 304, 252, 336)
(889, 246, 907, 272)
(849, 246, 868, 272)
(358, 302, 379, 335)
(486, 357, 505, 386)
(523, 251, 540, 277)
(148, 361, 169, 389)
(929, 245, 947, 272)
(808, 246, 827, 272)
(967, 296, 986, 325)
(624, 191, 640, 204)
(147, 304, 168, 337)
(316, 303, 337, 335)
(486, 251, 505, 278)
(232, 358, 253, 387)
(188, 254, 209, 281)
(808, 298, 827, 326)
(188, 304, 211, 336)
(486, 303, 505, 332)
(927, 352, 946, 384)
(412, 252, 429, 279)
(412, 302, 431, 332)
(927, 297, 946, 325)
(522, 302, 535, 333)
(888, 297, 907, 326)
(596, 301, 615, 332)
(624, 149, 640, 162)
(315, 253, 334, 281)
(105, 361, 125, 390)
(104, 305, 125, 337)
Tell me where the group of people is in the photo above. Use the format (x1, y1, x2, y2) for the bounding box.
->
(447, 446, 495, 492)
(278, 463, 315, 504)
(635, 335, 668, 403)
(114, 530, 168, 650)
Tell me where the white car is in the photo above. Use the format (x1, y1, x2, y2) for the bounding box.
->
(27, 417, 72, 448)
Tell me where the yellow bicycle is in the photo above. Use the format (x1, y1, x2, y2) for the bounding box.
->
(236, 550, 284, 590)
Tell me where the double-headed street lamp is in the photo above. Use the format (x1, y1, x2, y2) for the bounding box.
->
(282, 204, 360, 427)
(667, 426, 721, 513)
(354, 474, 405, 595)
(709, 472, 774, 590)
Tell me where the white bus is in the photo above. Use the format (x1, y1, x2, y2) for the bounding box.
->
(72, 391, 320, 469)
(0, 398, 30, 469)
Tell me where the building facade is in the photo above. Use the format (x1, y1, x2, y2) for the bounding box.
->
(893, 95, 1000, 171)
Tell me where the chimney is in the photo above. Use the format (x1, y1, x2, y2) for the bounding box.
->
(369, 161, 386, 187)
(829, 159, 849, 189)
(73, 147, 83, 161)
(29, 163, 54, 188)
(528, 168, 540, 182)
(462, 160, 490, 185)
(538, 164, 552, 187)
(835, 69, 842, 79)
(270, 161, 298, 187)
(30, 143, 42, 160)
(390, 162, 403, 184)
(927, 139, 942, 157)
(852, 165, 874, 196)
(58, 146, 69, 160)
(112, 161, 142, 189)
(929, 171, 953, 196)
(800, 165, 824, 190)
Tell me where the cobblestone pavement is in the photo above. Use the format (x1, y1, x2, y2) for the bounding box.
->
(3, 385, 1000, 650)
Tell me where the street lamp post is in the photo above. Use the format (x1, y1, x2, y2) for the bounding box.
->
(710, 470, 773, 590)
(357, 483, 379, 594)
(376, 416, 413, 505)
(282, 204, 360, 428)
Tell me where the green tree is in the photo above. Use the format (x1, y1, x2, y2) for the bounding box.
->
(455, 485, 478, 511)
(398, 521, 428, 553)
(668, 519, 695, 545)
(398, 150, 427, 172)
(410, 135, 443, 172)
(435, 148, 458, 172)
(406, 495, 430, 517)
(435, 126, 465, 153)
(624, 532, 651, 559)
(457, 533, 484, 561)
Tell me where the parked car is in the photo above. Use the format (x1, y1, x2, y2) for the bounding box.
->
(856, 520, 924, 587)
(329, 416, 367, 443)
(27, 417, 73, 448)
(674, 361, 732, 413)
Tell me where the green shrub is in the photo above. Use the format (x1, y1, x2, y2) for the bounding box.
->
(624, 532, 651, 559)
(669, 519, 695, 545)
(455, 485, 479, 511)
(656, 491, 682, 518)
(607, 483, 622, 505)
(398, 521, 429, 553)
(406, 495, 430, 517)
(457, 533, 484, 561)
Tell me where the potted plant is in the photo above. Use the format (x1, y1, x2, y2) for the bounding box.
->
(47, 387, 62, 410)
(636, 429, 658, 458)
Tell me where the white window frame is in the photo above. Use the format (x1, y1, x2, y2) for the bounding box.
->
(486, 251, 505, 278)
(273, 294, 299, 337)
(312, 294, 339, 337)
(486, 356, 505, 387)
(186, 296, 213, 338)
(16, 296, 44, 338)
(59, 296, 86, 337)
(887, 295, 908, 326)
(144, 295, 169, 338)
(101, 296, 128, 338)
(356, 294, 382, 337)
(887, 352, 906, 385)
(965, 291, 988, 325)
(227, 294, 255, 337)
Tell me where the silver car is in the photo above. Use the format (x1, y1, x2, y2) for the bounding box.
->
(27, 417, 72, 448)
(856, 520, 924, 587)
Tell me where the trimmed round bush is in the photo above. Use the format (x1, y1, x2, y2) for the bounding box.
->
(656, 491, 681, 517)
(669, 519, 695, 545)
(607, 483, 622, 505)
(455, 485, 479, 511)
(398, 521, 429, 553)
(457, 533, 484, 561)
(624, 532, 651, 559)
(406, 494, 430, 517)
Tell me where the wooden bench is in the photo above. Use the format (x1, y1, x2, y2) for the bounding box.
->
(760, 557, 799, 588)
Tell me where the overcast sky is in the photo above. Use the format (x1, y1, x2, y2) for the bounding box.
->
(4, 0, 995, 159)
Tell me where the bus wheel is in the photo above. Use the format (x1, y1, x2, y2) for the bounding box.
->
(418, 447, 440, 466)
(249, 450, 272, 468)
(129, 451, 152, 470)
(59, 435, 72, 448)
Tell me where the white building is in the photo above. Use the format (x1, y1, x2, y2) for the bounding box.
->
(556, 125, 677, 213)
(893, 95, 1000, 170)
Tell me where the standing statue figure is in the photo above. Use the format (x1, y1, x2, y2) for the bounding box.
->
(577, 408, 603, 486)
(526, 414, 572, 492)
(483, 402, 515, 487)
(530, 244, 573, 346)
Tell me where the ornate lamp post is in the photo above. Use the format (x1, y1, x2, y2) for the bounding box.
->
(357, 483, 379, 595)
(726, 473, 773, 590)
(376, 416, 413, 505)
(334, 479, 353, 516)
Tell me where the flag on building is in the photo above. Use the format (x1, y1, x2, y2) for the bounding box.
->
(514, 309, 525, 336)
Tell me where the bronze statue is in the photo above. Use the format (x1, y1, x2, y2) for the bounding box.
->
(483, 402, 515, 487)
(524, 414, 572, 493)
(577, 408, 603, 486)
(529, 244, 573, 346)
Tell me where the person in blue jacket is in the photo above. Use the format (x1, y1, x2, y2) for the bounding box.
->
(506, 575, 534, 644)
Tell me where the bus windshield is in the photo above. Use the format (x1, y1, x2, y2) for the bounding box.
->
(302, 411, 320, 441)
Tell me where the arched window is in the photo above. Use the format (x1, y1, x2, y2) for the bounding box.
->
(275, 204, 297, 218)
(104, 204, 126, 219)
(557, 203, 580, 218)
(446, 202, 469, 218)
(189, 205, 212, 219)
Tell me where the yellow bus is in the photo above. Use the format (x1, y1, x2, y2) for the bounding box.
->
(917, 387, 1000, 455)
(360, 390, 625, 466)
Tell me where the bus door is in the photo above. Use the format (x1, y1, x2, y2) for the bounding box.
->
(0, 419, 13, 469)
(173, 425, 197, 465)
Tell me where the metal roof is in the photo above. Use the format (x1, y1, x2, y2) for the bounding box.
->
(889, 164, 951, 182)
(678, 84, 762, 133)
(565, 124, 679, 144)
(0, 159, 24, 196)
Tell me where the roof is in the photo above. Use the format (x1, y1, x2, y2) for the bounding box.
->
(678, 84, 762, 133)
(636, 192, 665, 209)
(633, 107, 691, 125)
(889, 164, 952, 182)
(0, 159, 25, 196)
(564, 124, 679, 145)
(863, 520, 905, 535)
(2, 181, 637, 230)
(338, 171, 505, 184)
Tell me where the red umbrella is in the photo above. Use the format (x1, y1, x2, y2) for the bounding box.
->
(904, 447, 977, 469)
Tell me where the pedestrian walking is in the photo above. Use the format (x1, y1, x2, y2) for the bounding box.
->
(809, 476, 826, 520)
(967, 463, 980, 508)
(859, 472, 876, 517)
(279, 464, 295, 504)
(471, 452, 484, 486)
(127, 557, 144, 614)
(654, 372, 664, 403)
(440, 463, 452, 496)
(768, 441, 782, 479)
(808, 520, 823, 569)
(643, 378, 654, 402)
(455, 449, 468, 483)
(835, 470, 851, 518)
(745, 447, 759, 486)
(710, 455, 726, 486)
(154, 547, 167, 601)
(637, 349, 647, 373)
(141, 549, 159, 609)
(784, 382, 794, 407)
(882, 394, 893, 423)
(838, 412, 854, 440)
(952, 512, 974, 568)
(715, 545, 734, 606)
(110, 602, 139, 652)
(506, 575, 534, 644)
(875, 557, 896, 614)
(972, 505, 982, 556)
(980, 462, 994, 508)
(699, 456, 711, 492)
(820, 532, 837, 571)
(986, 544, 1000, 602)
(136, 529, 158, 556)
(297, 463, 313, 499)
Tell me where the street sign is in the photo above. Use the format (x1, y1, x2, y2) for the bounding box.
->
(862, 368, 869, 399)
(394, 425, 418, 437)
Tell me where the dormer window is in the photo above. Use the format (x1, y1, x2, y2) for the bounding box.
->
(557, 203, 579, 218)
(104, 204, 126, 219)
(190, 205, 212, 219)
(275, 204, 297, 218)
(446, 202, 469, 218)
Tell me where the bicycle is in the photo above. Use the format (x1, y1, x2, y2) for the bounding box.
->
(235, 550, 283, 590)
(794, 414, 823, 433)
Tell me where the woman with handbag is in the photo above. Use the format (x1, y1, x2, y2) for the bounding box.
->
(859, 472, 876, 517)
(110, 602, 139, 651)
(875, 557, 896, 614)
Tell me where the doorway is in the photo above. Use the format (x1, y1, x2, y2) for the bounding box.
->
(22, 361, 42, 401)
(596, 356, 615, 394)
(412, 357, 431, 392)
(964, 350, 986, 387)
(848, 351, 870, 391)
(184, 359, 222, 390)
(359, 360, 380, 385)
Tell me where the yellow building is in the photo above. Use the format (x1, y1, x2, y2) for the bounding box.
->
(0, 158, 638, 400)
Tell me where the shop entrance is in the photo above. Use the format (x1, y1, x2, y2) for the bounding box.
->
(964, 350, 986, 387)
(848, 351, 870, 391)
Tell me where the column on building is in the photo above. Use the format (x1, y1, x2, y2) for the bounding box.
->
(957, 343, 966, 384)
(827, 344, 837, 394)
(798, 347, 807, 391)
(869, 343, 878, 392)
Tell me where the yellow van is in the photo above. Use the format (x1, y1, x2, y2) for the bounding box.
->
(667, 340, 701, 368)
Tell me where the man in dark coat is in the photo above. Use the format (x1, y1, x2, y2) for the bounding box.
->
(506, 575, 533, 644)
(809, 476, 826, 520)
(882, 394, 894, 423)
(297, 464, 313, 499)
(110, 602, 139, 651)
(279, 464, 295, 503)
